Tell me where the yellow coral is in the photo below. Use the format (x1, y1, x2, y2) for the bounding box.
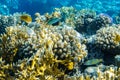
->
(46, 38, 54, 48)
(13, 48, 18, 56)
(66, 62, 74, 70)
(114, 33, 120, 45)
(37, 64, 46, 76)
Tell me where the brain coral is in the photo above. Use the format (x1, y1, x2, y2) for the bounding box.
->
(94, 25, 120, 54)
(0, 24, 87, 79)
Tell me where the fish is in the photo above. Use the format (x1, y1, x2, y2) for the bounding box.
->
(84, 58, 103, 66)
(20, 14, 32, 23)
(47, 17, 61, 25)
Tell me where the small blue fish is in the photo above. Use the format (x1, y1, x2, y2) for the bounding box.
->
(84, 59, 103, 66)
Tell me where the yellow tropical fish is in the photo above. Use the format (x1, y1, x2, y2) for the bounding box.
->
(20, 14, 32, 23)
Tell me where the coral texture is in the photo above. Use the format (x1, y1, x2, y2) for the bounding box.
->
(95, 25, 120, 54)
(0, 7, 120, 80)
(0, 24, 87, 79)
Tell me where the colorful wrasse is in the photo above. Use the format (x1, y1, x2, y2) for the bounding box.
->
(47, 17, 61, 25)
(84, 58, 103, 66)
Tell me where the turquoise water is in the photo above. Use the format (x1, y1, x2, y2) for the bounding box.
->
(0, 0, 120, 16)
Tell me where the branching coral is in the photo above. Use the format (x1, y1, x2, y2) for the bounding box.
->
(0, 26, 37, 63)
(34, 7, 112, 36)
(0, 24, 87, 79)
(64, 66, 120, 80)
(34, 7, 77, 27)
(0, 13, 32, 34)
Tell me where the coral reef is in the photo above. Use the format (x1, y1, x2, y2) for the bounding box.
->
(0, 12, 37, 34)
(74, 10, 113, 35)
(0, 23, 87, 79)
(64, 66, 120, 80)
(0, 15, 16, 34)
(0, 26, 37, 63)
(35, 7, 113, 35)
(74, 9, 96, 34)
(0, 7, 120, 80)
(34, 7, 77, 27)
(94, 25, 120, 54)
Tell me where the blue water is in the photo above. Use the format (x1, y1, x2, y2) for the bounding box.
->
(0, 0, 120, 17)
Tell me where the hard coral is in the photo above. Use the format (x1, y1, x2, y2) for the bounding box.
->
(64, 66, 120, 80)
(74, 10, 112, 35)
(0, 13, 31, 34)
(0, 26, 36, 63)
(94, 25, 120, 54)
(0, 15, 16, 34)
(0, 24, 87, 79)
(74, 9, 96, 34)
